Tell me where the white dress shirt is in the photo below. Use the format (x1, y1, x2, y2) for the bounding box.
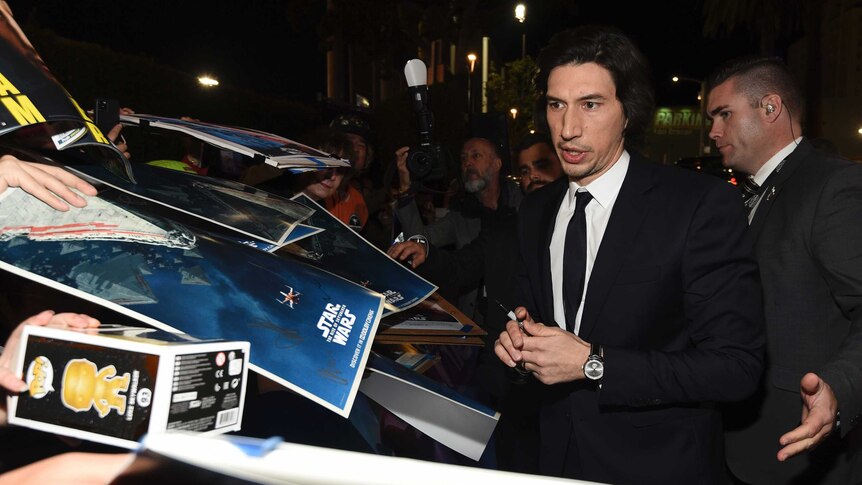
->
(551, 151, 629, 334)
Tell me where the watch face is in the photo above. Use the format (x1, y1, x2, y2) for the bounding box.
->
(584, 358, 604, 380)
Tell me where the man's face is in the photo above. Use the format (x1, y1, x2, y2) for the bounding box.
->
(345, 133, 368, 172)
(460, 138, 501, 193)
(517, 142, 563, 194)
(546, 62, 627, 185)
(707, 78, 768, 175)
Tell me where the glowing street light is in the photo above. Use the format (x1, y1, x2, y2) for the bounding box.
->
(858, 127, 862, 135)
(467, 53, 478, 114)
(197, 75, 219, 87)
(510, 107, 518, 119)
(514, 3, 526, 58)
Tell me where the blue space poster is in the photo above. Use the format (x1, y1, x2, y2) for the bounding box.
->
(0, 187, 383, 417)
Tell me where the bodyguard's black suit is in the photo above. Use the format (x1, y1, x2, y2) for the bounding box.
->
(725, 139, 862, 484)
(516, 154, 764, 484)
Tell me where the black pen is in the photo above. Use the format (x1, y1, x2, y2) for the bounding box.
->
(495, 299, 530, 336)
(495, 300, 531, 377)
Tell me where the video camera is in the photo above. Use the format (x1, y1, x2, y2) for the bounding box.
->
(403, 59, 446, 182)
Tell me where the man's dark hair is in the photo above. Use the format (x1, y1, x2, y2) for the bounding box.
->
(515, 131, 553, 154)
(534, 25, 655, 149)
(706, 56, 805, 123)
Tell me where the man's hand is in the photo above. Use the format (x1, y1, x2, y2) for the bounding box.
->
(394, 146, 412, 194)
(0, 156, 97, 211)
(494, 307, 592, 385)
(386, 241, 426, 268)
(777, 372, 839, 461)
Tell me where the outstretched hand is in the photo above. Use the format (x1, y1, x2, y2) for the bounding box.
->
(394, 146, 411, 194)
(777, 372, 839, 461)
(106, 107, 135, 159)
(387, 241, 426, 268)
(0, 311, 100, 395)
(0, 156, 97, 211)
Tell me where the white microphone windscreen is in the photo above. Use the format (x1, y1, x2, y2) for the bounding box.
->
(404, 59, 427, 87)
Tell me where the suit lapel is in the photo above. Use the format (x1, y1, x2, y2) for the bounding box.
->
(539, 178, 568, 324)
(748, 139, 811, 242)
(578, 157, 654, 340)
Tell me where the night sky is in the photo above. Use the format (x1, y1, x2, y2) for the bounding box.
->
(8, 1, 774, 106)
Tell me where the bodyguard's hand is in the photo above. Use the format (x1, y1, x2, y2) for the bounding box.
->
(0, 156, 97, 211)
(777, 373, 838, 461)
(387, 241, 426, 268)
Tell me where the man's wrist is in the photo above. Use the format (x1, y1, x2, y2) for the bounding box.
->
(583, 342, 604, 382)
(407, 234, 429, 258)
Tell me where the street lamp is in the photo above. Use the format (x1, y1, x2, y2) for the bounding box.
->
(515, 3, 526, 59)
(510, 107, 518, 119)
(197, 75, 219, 87)
(467, 53, 477, 114)
(672, 75, 706, 156)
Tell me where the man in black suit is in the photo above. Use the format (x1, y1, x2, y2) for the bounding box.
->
(494, 26, 765, 483)
(708, 56, 862, 484)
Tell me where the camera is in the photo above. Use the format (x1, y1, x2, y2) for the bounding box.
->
(404, 59, 446, 182)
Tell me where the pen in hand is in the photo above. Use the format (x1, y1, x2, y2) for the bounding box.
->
(495, 300, 531, 377)
(495, 300, 530, 336)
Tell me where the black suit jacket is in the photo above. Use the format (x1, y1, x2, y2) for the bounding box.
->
(725, 139, 862, 484)
(516, 154, 765, 484)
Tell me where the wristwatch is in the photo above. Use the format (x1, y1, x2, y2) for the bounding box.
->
(583, 343, 604, 381)
(407, 234, 430, 258)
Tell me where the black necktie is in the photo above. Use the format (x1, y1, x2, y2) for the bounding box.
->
(743, 159, 787, 219)
(563, 190, 593, 333)
(740, 176, 761, 217)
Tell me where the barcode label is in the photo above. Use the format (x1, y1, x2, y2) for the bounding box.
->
(215, 408, 239, 428)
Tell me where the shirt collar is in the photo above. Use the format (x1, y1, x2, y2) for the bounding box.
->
(752, 137, 803, 186)
(567, 150, 630, 209)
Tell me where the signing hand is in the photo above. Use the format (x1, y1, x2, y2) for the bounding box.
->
(386, 241, 426, 268)
(494, 307, 592, 385)
(777, 373, 839, 461)
(0, 156, 97, 211)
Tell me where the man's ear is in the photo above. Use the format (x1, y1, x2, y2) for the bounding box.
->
(493, 156, 502, 172)
(760, 94, 781, 121)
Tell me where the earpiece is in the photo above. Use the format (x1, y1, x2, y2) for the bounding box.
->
(766, 104, 775, 114)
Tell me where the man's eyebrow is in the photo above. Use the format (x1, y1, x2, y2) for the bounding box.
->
(709, 104, 729, 118)
(547, 93, 607, 103)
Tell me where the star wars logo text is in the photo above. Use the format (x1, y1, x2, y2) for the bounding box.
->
(317, 303, 356, 346)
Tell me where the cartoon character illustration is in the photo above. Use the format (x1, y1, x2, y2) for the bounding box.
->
(61, 359, 130, 417)
(27, 356, 53, 398)
(277, 285, 301, 309)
